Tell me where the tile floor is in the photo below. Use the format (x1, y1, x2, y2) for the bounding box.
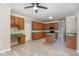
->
(0, 38, 79, 56)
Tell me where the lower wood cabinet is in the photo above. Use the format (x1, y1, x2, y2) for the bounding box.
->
(32, 32, 44, 40)
(45, 34, 53, 43)
(66, 36, 76, 49)
(18, 35, 25, 44)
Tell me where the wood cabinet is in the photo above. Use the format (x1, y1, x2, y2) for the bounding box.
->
(54, 23, 58, 30)
(11, 16, 16, 27)
(18, 18, 24, 30)
(66, 36, 76, 49)
(14, 16, 19, 27)
(32, 32, 44, 40)
(11, 16, 24, 30)
(44, 23, 58, 30)
(48, 23, 58, 30)
(11, 16, 19, 27)
(18, 35, 25, 44)
(32, 21, 58, 30)
(45, 34, 53, 43)
(32, 21, 37, 29)
(32, 21, 44, 30)
(44, 24, 49, 30)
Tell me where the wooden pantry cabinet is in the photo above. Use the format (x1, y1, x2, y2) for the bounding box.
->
(11, 16, 24, 30)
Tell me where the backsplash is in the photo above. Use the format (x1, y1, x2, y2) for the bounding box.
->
(10, 27, 25, 34)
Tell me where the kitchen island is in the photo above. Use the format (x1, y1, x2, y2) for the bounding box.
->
(45, 33, 55, 44)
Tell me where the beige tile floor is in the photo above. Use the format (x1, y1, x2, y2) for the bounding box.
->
(0, 38, 79, 56)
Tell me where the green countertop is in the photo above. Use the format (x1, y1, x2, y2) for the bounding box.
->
(11, 32, 24, 37)
(67, 33, 77, 36)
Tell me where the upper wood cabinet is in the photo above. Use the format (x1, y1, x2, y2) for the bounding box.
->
(11, 16, 15, 27)
(11, 16, 24, 30)
(44, 24, 49, 30)
(45, 23, 58, 30)
(32, 21, 58, 30)
(32, 21, 38, 30)
(32, 21, 44, 30)
(52, 23, 58, 30)
(18, 18, 24, 30)
(43, 23, 59, 30)
(14, 16, 19, 27)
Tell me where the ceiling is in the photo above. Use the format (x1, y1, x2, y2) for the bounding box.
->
(2, 3, 79, 22)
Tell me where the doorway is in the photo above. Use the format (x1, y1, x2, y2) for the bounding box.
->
(58, 19, 66, 48)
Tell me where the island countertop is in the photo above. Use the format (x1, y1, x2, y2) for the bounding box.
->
(46, 32, 55, 35)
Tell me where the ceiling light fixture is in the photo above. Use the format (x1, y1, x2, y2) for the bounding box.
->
(49, 17, 53, 19)
(33, 4, 38, 10)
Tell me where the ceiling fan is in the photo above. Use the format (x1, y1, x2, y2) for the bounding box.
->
(24, 3, 48, 13)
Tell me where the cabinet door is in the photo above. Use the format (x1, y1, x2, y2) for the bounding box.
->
(11, 16, 15, 27)
(32, 32, 44, 40)
(35, 22, 43, 30)
(32, 21, 44, 30)
(32, 21, 38, 30)
(14, 16, 19, 27)
(45, 35, 53, 43)
(37, 23, 39, 29)
(44, 24, 49, 30)
(66, 36, 76, 49)
(40, 23, 44, 30)
(18, 18, 24, 30)
(18, 35, 25, 44)
(49, 23, 54, 28)
(54, 23, 58, 30)
(49, 23, 58, 30)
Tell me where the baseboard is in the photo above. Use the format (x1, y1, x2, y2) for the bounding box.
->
(76, 50, 79, 53)
(0, 48, 11, 53)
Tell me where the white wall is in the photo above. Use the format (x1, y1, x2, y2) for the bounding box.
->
(0, 6, 11, 53)
(77, 12, 79, 52)
(24, 17, 32, 41)
(66, 16, 77, 33)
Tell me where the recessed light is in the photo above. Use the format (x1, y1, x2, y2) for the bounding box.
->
(49, 17, 53, 19)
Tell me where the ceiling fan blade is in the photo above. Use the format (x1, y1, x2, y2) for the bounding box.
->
(24, 6, 33, 9)
(36, 3, 40, 5)
(38, 6, 47, 9)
